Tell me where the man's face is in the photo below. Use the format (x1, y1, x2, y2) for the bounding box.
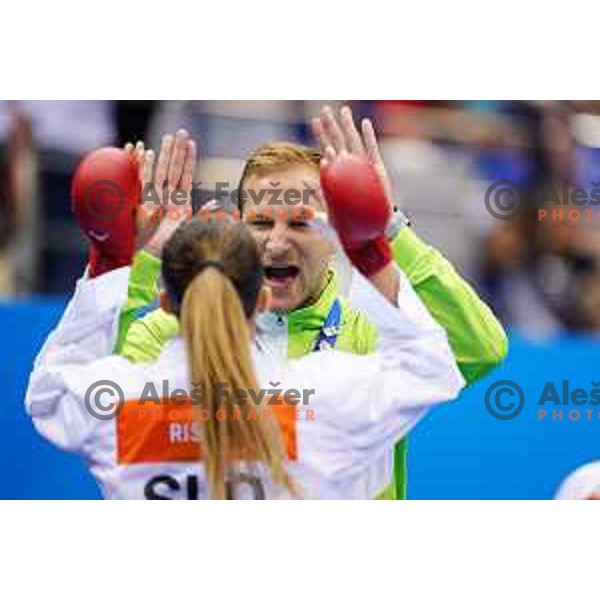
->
(243, 166, 334, 313)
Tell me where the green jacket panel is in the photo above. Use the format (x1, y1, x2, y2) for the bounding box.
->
(391, 227, 508, 384)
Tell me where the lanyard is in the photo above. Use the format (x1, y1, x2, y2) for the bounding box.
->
(313, 299, 342, 352)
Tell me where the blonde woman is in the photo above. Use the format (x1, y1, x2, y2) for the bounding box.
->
(26, 218, 464, 499)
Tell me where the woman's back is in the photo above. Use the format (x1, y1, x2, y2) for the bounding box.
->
(26, 218, 463, 499)
(31, 311, 462, 500)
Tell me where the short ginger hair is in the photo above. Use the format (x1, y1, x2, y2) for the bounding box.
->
(239, 142, 321, 189)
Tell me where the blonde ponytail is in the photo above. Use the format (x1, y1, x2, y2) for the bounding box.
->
(180, 266, 293, 499)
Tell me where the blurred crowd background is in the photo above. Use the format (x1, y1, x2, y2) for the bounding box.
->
(2, 100, 600, 339)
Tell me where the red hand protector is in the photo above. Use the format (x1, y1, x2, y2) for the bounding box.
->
(71, 148, 141, 277)
(320, 154, 392, 276)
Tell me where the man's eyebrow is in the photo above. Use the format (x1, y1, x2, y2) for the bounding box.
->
(246, 212, 274, 222)
(291, 207, 316, 220)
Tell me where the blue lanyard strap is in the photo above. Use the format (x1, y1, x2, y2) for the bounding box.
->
(313, 298, 342, 352)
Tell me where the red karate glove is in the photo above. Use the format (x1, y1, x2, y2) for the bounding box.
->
(71, 147, 141, 277)
(320, 153, 392, 276)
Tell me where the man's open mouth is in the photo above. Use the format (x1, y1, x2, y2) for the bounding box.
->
(264, 265, 300, 288)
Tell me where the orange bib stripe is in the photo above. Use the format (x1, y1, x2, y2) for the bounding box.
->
(116, 397, 297, 465)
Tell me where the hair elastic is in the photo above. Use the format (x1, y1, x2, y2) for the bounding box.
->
(194, 259, 226, 274)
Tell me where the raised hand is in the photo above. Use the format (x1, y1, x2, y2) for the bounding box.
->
(311, 105, 394, 210)
(124, 140, 157, 248)
(142, 130, 197, 258)
(310, 105, 394, 277)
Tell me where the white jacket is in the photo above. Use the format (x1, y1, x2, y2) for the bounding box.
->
(25, 266, 464, 499)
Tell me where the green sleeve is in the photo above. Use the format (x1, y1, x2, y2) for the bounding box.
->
(113, 251, 162, 355)
(113, 250, 179, 363)
(391, 227, 508, 384)
(120, 307, 179, 363)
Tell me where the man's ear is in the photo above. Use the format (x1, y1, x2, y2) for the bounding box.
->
(256, 285, 272, 314)
(159, 290, 175, 315)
